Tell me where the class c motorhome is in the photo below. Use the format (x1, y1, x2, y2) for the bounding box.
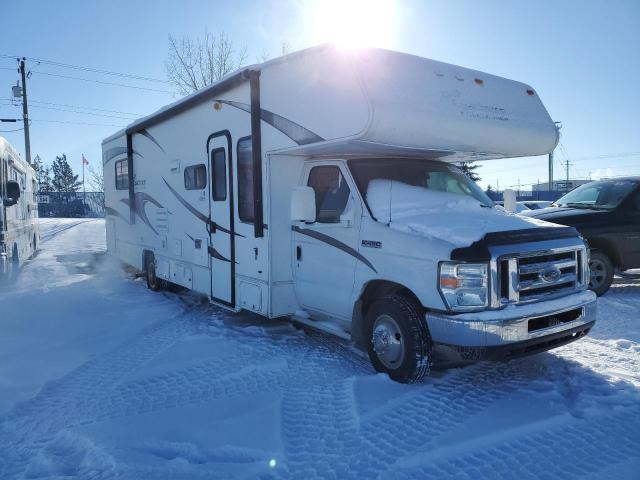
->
(0, 137, 39, 275)
(103, 45, 596, 382)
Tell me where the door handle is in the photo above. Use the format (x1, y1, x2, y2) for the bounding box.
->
(296, 245, 302, 261)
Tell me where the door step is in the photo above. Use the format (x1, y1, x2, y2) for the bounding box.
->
(291, 314, 351, 341)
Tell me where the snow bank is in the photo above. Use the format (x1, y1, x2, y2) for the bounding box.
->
(367, 179, 548, 247)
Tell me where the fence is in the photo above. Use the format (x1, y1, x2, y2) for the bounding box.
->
(37, 192, 105, 218)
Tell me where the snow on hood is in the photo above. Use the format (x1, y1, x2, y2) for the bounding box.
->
(367, 179, 552, 247)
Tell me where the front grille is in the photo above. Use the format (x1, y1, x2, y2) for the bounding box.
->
(497, 248, 586, 304)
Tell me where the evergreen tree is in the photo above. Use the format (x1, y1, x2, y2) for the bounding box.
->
(51, 154, 82, 192)
(460, 161, 481, 182)
(32, 155, 53, 193)
(40, 166, 54, 193)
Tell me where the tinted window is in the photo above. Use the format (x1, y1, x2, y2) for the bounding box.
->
(211, 149, 227, 201)
(307, 166, 351, 223)
(237, 137, 254, 222)
(184, 164, 207, 190)
(115, 159, 128, 190)
(555, 180, 638, 210)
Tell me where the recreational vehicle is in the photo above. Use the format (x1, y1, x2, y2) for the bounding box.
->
(0, 137, 39, 275)
(103, 45, 596, 382)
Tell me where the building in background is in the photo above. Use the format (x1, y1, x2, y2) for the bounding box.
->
(532, 179, 592, 192)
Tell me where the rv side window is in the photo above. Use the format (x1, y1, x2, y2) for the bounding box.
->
(307, 166, 351, 223)
(184, 164, 207, 190)
(115, 159, 128, 190)
(211, 149, 227, 201)
(237, 137, 254, 222)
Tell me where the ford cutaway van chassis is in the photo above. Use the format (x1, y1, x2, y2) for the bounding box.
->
(103, 45, 596, 382)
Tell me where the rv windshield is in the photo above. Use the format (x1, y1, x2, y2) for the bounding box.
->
(348, 158, 494, 219)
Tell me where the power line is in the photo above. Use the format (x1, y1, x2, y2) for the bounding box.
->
(30, 69, 173, 93)
(0, 53, 170, 84)
(31, 119, 126, 128)
(1, 98, 140, 116)
(0, 126, 24, 133)
(12, 103, 137, 120)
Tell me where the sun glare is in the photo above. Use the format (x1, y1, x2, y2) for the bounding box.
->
(310, 0, 397, 49)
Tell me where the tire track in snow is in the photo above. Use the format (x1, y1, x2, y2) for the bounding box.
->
(347, 361, 536, 478)
(393, 406, 640, 480)
(0, 311, 193, 479)
(40, 219, 92, 242)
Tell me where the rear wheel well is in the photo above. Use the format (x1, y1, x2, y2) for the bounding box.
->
(586, 237, 620, 268)
(351, 280, 423, 350)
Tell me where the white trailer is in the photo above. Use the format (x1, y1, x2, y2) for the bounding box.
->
(0, 137, 39, 275)
(103, 45, 596, 382)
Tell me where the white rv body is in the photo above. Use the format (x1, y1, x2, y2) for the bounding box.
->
(103, 46, 595, 377)
(0, 137, 39, 274)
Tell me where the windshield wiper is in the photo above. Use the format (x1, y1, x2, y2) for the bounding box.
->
(561, 203, 609, 210)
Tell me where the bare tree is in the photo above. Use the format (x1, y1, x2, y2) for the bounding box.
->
(165, 31, 248, 95)
(87, 165, 104, 192)
(256, 42, 292, 63)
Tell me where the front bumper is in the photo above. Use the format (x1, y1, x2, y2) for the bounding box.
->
(426, 290, 597, 366)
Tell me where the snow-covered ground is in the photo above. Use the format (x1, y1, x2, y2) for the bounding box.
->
(0, 218, 638, 479)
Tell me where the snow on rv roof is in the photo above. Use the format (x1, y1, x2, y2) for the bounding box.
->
(0, 137, 35, 174)
(103, 45, 559, 161)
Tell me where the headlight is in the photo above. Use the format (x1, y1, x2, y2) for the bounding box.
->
(439, 262, 489, 311)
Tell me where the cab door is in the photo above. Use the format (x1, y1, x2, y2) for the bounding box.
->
(621, 187, 640, 267)
(207, 131, 235, 306)
(292, 162, 361, 320)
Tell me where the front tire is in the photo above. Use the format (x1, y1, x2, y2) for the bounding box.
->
(589, 251, 613, 296)
(365, 294, 433, 383)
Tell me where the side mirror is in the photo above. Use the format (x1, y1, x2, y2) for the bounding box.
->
(4, 180, 20, 207)
(291, 186, 316, 223)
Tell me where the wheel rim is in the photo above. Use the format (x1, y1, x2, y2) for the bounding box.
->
(372, 314, 404, 369)
(589, 258, 606, 289)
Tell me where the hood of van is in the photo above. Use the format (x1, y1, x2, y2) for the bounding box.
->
(369, 183, 559, 248)
(386, 205, 559, 248)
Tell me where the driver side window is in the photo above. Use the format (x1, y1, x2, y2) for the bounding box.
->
(307, 166, 351, 224)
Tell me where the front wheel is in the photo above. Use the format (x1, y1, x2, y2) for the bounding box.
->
(365, 294, 433, 383)
(589, 251, 613, 296)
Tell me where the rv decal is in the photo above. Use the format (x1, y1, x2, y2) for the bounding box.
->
(214, 100, 324, 146)
(292, 225, 377, 273)
(120, 192, 164, 235)
(139, 129, 166, 153)
(102, 146, 143, 166)
(104, 206, 129, 223)
(208, 245, 234, 263)
(162, 178, 244, 237)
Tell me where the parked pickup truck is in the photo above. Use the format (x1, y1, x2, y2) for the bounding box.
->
(523, 177, 640, 295)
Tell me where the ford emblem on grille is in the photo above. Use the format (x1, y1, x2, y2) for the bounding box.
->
(540, 267, 561, 283)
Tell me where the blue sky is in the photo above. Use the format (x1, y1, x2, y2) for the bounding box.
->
(1, 0, 638, 190)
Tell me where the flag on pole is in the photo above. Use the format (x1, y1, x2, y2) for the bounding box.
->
(82, 154, 89, 166)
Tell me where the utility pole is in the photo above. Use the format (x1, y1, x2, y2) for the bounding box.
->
(564, 158, 572, 192)
(548, 151, 554, 191)
(19, 57, 31, 165)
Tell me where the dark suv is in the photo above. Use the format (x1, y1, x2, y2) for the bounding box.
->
(523, 176, 640, 295)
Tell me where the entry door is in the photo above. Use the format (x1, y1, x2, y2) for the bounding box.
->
(293, 163, 360, 319)
(207, 132, 235, 306)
